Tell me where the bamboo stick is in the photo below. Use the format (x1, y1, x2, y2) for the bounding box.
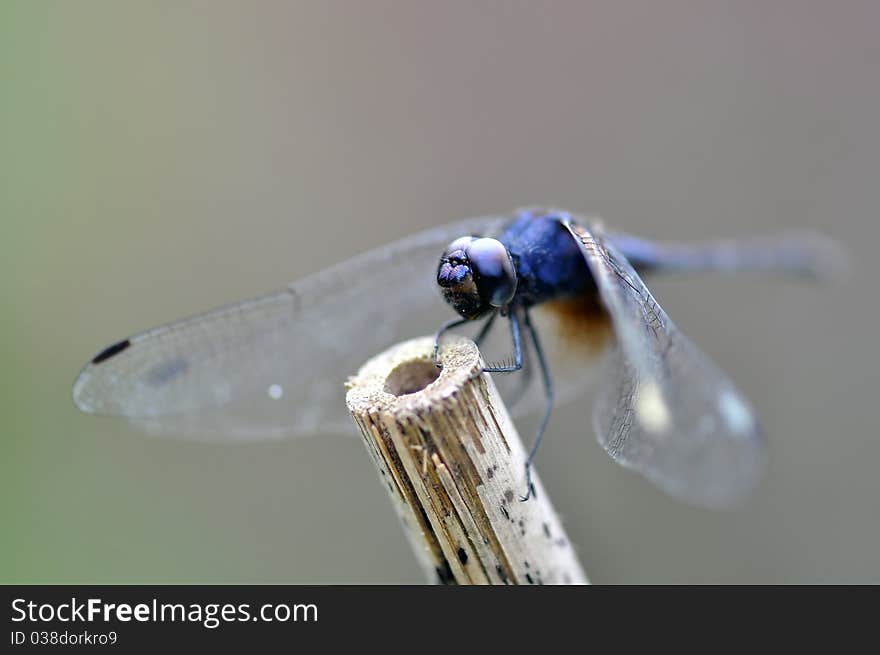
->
(345, 335, 588, 585)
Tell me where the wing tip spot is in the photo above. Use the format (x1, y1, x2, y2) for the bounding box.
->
(91, 339, 131, 364)
(635, 381, 671, 433)
(719, 390, 754, 435)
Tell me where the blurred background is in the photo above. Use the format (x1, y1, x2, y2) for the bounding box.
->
(2, 1, 878, 583)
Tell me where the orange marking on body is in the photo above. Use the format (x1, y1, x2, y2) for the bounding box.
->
(536, 293, 612, 356)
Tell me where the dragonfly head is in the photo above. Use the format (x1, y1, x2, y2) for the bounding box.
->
(437, 236, 517, 319)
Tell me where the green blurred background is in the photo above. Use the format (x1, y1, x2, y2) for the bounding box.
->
(2, 1, 878, 583)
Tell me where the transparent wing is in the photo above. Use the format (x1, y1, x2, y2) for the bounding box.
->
(562, 218, 767, 507)
(73, 215, 510, 440)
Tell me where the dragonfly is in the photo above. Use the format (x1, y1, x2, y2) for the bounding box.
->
(73, 208, 842, 507)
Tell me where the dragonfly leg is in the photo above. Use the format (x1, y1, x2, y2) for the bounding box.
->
(505, 333, 533, 409)
(432, 316, 470, 368)
(475, 308, 532, 407)
(474, 310, 498, 347)
(520, 308, 554, 502)
(482, 309, 522, 373)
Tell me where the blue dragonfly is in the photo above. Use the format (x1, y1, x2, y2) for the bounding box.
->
(73, 208, 842, 507)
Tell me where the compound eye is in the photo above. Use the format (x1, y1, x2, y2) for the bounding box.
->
(466, 238, 517, 307)
(443, 236, 477, 261)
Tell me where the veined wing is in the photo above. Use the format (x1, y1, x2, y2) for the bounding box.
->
(73, 215, 508, 439)
(562, 217, 766, 507)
